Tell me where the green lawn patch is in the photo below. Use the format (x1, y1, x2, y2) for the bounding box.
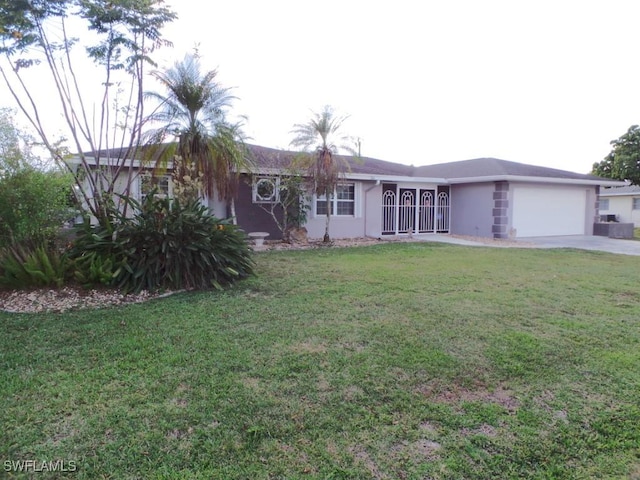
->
(2, 243, 639, 479)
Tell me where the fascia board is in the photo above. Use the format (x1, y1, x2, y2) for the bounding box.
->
(66, 156, 174, 169)
(445, 175, 626, 187)
(344, 173, 448, 183)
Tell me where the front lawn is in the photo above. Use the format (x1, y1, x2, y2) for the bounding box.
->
(1, 243, 639, 479)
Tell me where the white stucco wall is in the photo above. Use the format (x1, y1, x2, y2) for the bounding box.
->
(364, 183, 383, 238)
(600, 195, 640, 225)
(79, 169, 141, 224)
(206, 193, 227, 219)
(633, 205, 640, 226)
(305, 181, 367, 239)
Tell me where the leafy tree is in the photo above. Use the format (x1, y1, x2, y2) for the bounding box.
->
(145, 53, 252, 222)
(0, 0, 176, 225)
(0, 107, 37, 176)
(290, 105, 355, 243)
(254, 170, 310, 242)
(0, 168, 73, 246)
(592, 125, 640, 185)
(0, 110, 73, 246)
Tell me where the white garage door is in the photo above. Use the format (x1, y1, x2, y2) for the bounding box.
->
(512, 185, 587, 237)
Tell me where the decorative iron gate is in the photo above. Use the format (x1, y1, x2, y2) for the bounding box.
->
(436, 191, 450, 232)
(382, 185, 449, 235)
(398, 189, 415, 233)
(419, 190, 435, 233)
(382, 189, 396, 234)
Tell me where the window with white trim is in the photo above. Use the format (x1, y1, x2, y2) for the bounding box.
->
(253, 177, 279, 203)
(633, 198, 640, 210)
(140, 173, 171, 200)
(316, 183, 355, 216)
(598, 198, 609, 210)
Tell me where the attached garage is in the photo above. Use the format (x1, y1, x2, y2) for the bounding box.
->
(511, 184, 587, 237)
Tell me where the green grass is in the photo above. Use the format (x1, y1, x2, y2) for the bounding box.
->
(2, 243, 640, 479)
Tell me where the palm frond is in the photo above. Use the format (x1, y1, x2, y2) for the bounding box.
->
(144, 53, 248, 202)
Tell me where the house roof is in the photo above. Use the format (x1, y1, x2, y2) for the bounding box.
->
(414, 157, 609, 183)
(72, 143, 623, 187)
(247, 144, 416, 177)
(76, 143, 418, 177)
(599, 184, 640, 196)
(249, 147, 622, 186)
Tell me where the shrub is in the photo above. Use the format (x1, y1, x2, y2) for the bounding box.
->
(72, 252, 116, 288)
(69, 194, 254, 293)
(0, 167, 74, 247)
(0, 241, 70, 289)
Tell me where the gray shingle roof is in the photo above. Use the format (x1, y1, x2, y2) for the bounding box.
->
(80, 144, 616, 184)
(246, 144, 415, 177)
(413, 157, 604, 181)
(248, 148, 611, 183)
(600, 185, 640, 196)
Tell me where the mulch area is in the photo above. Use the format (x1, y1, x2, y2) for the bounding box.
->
(0, 287, 166, 314)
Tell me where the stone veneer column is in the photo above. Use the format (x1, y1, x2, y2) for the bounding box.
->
(492, 181, 509, 239)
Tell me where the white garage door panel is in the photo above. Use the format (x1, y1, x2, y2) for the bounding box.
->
(512, 186, 586, 237)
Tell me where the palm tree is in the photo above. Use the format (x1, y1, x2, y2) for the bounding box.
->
(290, 105, 355, 243)
(144, 53, 251, 220)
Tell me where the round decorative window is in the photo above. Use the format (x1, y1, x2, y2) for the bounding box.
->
(255, 178, 276, 202)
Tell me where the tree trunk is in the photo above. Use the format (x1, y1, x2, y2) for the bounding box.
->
(230, 197, 238, 225)
(323, 186, 331, 243)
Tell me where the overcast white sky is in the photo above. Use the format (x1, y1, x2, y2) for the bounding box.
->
(3, 1, 639, 174)
(155, 0, 640, 174)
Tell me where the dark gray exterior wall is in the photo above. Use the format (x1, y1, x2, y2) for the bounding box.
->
(234, 176, 285, 239)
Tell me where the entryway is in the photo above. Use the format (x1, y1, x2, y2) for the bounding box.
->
(381, 184, 450, 235)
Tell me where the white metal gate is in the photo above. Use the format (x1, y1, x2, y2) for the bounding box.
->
(382, 190, 396, 234)
(419, 190, 435, 233)
(436, 191, 450, 232)
(382, 186, 449, 235)
(398, 190, 415, 233)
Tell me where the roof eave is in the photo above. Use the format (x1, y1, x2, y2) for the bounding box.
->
(445, 174, 626, 187)
(598, 189, 640, 197)
(345, 173, 448, 183)
(66, 155, 169, 169)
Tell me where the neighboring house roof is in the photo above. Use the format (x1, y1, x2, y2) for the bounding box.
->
(599, 185, 640, 196)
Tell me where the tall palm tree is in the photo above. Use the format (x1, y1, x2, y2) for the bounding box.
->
(144, 53, 251, 220)
(290, 105, 355, 243)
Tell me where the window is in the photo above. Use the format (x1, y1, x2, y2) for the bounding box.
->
(598, 198, 609, 210)
(253, 177, 278, 203)
(140, 174, 171, 200)
(316, 183, 355, 216)
(633, 198, 640, 210)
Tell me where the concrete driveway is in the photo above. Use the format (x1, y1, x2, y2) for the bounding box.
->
(421, 234, 640, 256)
(517, 235, 640, 256)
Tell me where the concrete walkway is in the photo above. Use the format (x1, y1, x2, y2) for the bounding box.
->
(517, 235, 640, 256)
(418, 234, 640, 256)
